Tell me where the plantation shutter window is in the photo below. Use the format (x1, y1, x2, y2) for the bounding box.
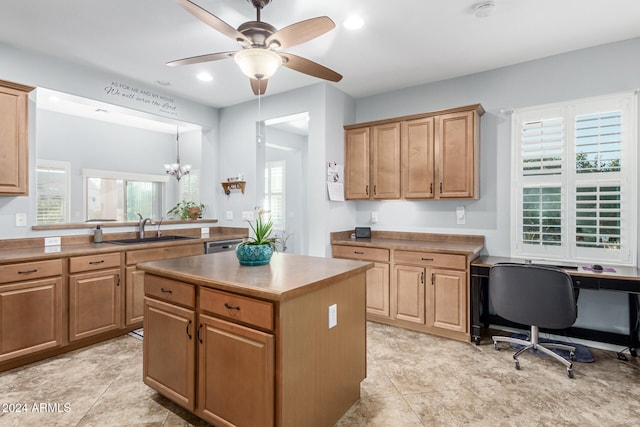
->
(511, 92, 637, 265)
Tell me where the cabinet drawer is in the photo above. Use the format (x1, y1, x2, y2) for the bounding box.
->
(145, 274, 195, 308)
(200, 287, 274, 331)
(332, 245, 390, 263)
(0, 259, 63, 284)
(126, 243, 203, 265)
(394, 250, 466, 270)
(69, 252, 121, 273)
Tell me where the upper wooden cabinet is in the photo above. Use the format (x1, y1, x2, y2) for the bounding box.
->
(345, 104, 483, 200)
(0, 79, 35, 196)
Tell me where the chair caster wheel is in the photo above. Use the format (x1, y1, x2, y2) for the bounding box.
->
(494, 342, 499, 351)
(514, 359, 520, 370)
(567, 368, 574, 379)
(569, 351, 576, 361)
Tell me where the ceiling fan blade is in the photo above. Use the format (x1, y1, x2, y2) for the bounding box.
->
(279, 53, 342, 82)
(166, 51, 236, 67)
(266, 16, 335, 49)
(177, 0, 249, 44)
(250, 78, 269, 95)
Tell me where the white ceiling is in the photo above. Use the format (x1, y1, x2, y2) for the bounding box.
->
(1, 0, 640, 109)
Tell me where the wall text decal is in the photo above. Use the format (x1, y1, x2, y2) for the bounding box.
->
(104, 81, 178, 116)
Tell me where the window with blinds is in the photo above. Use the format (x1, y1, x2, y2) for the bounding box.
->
(512, 92, 637, 265)
(36, 160, 70, 225)
(264, 161, 285, 230)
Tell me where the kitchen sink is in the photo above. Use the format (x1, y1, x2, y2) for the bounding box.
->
(105, 235, 195, 245)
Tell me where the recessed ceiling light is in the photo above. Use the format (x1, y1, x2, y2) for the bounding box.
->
(197, 72, 213, 82)
(474, 1, 496, 18)
(343, 15, 364, 30)
(156, 80, 171, 86)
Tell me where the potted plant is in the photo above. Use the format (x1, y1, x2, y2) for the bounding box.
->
(167, 200, 205, 220)
(236, 212, 279, 266)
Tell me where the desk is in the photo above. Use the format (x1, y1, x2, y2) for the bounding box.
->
(470, 256, 640, 357)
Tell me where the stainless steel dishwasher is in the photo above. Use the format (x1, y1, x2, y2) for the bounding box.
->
(204, 239, 243, 254)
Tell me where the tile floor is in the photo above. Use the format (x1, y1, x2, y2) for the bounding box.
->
(0, 322, 639, 426)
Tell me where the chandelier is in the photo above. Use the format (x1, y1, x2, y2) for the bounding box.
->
(164, 126, 191, 181)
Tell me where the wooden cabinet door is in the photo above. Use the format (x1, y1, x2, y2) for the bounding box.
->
(392, 265, 425, 324)
(68, 269, 121, 341)
(197, 314, 274, 427)
(345, 127, 370, 199)
(125, 266, 144, 325)
(371, 122, 401, 199)
(366, 262, 390, 317)
(0, 277, 63, 362)
(427, 269, 467, 334)
(143, 297, 195, 411)
(402, 117, 434, 198)
(435, 110, 477, 199)
(0, 81, 33, 196)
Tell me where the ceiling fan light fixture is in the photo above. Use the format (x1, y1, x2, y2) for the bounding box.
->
(474, 1, 496, 18)
(234, 49, 282, 80)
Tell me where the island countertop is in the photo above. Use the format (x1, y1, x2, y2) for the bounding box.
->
(137, 251, 373, 302)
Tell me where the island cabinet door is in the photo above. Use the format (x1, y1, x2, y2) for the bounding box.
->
(143, 297, 196, 411)
(196, 313, 274, 427)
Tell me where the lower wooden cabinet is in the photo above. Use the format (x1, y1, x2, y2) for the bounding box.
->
(197, 314, 274, 427)
(392, 264, 426, 324)
(143, 297, 195, 411)
(428, 269, 467, 334)
(125, 266, 145, 325)
(366, 263, 390, 317)
(68, 268, 122, 341)
(0, 277, 63, 362)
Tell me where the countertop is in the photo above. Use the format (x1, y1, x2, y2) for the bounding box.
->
(0, 232, 247, 264)
(331, 230, 485, 257)
(471, 255, 640, 282)
(137, 251, 373, 302)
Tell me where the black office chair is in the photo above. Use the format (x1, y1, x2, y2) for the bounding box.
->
(489, 263, 578, 378)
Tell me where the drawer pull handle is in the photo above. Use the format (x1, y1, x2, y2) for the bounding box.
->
(89, 260, 105, 265)
(421, 257, 434, 261)
(197, 324, 203, 343)
(354, 251, 365, 255)
(224, 302, 241, 311)
(186, 320, 192, 340)
(18, 269, 38, 274)
(161, 288, 173, 294)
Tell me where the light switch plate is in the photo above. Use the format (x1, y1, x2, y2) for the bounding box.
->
(456, 206, 465, 225)
(226, 210, 234, 220)
(15, 213, 27, 227)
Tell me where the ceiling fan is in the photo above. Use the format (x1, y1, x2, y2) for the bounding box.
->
(168, 0, 343, 95)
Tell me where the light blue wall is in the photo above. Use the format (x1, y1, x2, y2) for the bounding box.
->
(352, 37, 640, 261)
(217, 83, 355, 256)
(0, 41, 219, 238)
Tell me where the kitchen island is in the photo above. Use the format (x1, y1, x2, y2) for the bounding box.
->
(137, 251, 372, 427)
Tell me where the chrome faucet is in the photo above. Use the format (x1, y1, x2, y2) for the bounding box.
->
(137, 213, 151, 239)
(156, 216, 164, 238)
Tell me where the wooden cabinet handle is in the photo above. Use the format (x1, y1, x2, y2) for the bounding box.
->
(420, 272, 424, 284)
(116, 274, 120, 287)
(18, 269, 38, 274)
(430, 183, 433, 193)
(186, 320, 192, 340)
(354, 251, 364, 255)
(197, 324, 203, 343)
(440, 182, 443, 193)
(224, 302, 241, 311)
(431, 273, 435, 285)
(373, 185, 377, 195)
(421, 257, 434, 261)
(161, 288, 173, 294)
(89, 260, 105, 265)
(365, 185, 369, 196)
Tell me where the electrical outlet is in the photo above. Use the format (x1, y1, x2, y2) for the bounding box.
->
(328, 304, 337, 329)
(200, 227, 209, 238)
(242, 211, 254, 221)
(371, 211, 378, 223)
(456, 206, 465, 225)
(226, 210, 234, 220)
(44, 237, 61, 246)
(15, 213, 27, 227)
